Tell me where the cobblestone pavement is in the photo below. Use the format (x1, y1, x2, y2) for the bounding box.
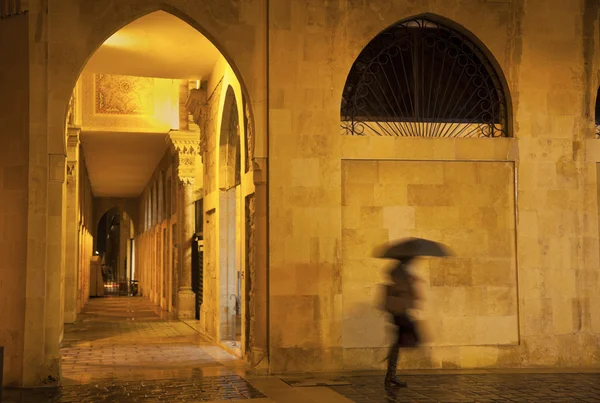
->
(329, 373, 600, 403)
(3, 375, 266, 402)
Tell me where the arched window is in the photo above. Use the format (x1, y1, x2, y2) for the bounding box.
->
(341, 17, 509, 138)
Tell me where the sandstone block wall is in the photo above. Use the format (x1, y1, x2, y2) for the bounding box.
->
(341, 160, 518, 367)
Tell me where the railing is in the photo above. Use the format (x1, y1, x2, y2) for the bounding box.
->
(0, 0, 26, 18)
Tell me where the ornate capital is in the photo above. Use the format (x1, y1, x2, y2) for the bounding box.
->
(167, 131, 200, 185)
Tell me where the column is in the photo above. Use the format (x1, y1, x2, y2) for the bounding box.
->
(167, 131, 200, 319)
(64, 128, 80, 323)
(44, 151, 67, 383)
(250, 157, 268, 366)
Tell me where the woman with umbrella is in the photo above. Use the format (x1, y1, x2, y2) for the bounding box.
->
(377, 238, 450, 388)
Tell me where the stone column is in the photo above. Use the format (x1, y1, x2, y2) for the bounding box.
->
(44, 151, 67, 383)
(250, 157, 268, 367)
(64, 128, 80, 323)
(167, 131, 200, 319)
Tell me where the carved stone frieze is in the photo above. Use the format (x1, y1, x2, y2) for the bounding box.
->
(167, 131, 200, 185)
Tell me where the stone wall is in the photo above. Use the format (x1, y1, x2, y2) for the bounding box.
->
(0, 11, 29, 387)
(268, 0, 600, 371)
(341, 160, 518, 368)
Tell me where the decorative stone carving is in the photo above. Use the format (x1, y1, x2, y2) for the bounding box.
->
(186, 85, 207, 126)
(186, 84, 209, 158)
(244, 97, 254, 173)
(66, 162, 76, 186)
(245, 194, 256, 356)
(95, 74, 154, 116)
(167, 131, 200, 185)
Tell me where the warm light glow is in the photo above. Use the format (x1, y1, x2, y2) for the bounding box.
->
(152, 78, 180, 130)
(103, 32, 137, 49)
(196, 80, 200, 89)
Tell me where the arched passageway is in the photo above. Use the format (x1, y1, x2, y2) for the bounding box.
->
(52, 8, 261, 385)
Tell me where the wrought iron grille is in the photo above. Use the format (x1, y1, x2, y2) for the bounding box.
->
(341, 18, 509, 138)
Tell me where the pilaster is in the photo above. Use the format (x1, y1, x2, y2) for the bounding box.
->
(64, 127, 80, 323)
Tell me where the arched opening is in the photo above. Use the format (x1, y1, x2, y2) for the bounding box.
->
(93, 207, 135, 296)
(341, 16, 510, 138)
(58, 9, 254, 383)
(218, 85, 243, 351)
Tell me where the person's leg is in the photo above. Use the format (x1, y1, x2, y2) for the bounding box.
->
(385, 320, 407, 387)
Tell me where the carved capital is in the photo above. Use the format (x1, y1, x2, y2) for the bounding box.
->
(167, 130, 200, 185)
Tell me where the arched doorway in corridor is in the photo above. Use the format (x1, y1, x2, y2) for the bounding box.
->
(93, 207, 136, 296)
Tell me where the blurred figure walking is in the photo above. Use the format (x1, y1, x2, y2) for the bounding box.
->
(375, 238, 451, 388)
(383, 258, 420, 387)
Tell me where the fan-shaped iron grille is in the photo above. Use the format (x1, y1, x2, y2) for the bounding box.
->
(341, 18, 509, 138)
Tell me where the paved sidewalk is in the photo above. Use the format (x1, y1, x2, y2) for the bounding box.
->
(3, 297, 600, 402)
(329, 372, 600, 402)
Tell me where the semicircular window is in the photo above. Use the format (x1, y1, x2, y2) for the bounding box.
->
(341, 18, 509, 138)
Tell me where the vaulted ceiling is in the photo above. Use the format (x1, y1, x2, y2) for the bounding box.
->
(80, 11, 223, 198)
(85, 11, 221, 80)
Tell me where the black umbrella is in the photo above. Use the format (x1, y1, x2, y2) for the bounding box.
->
(374, 237, 452, 259)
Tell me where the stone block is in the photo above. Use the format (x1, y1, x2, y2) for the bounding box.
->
(407, 184, 454, 206)
(415, 206, 461, 229)
(443, 162, 478, 184)
(342, 183, 374, 206)
(270, 295, 320, 348)
(343, 160, 378, 184)
(471, 259, 514, 286)
(378, 161, 443, 185)
(374, 183, 408, 206)
(359, 206, 383, 229)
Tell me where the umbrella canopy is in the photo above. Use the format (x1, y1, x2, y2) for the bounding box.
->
(375, 237, 452, 259)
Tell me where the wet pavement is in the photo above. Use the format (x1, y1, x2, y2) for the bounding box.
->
(329, 373, 600, 402)
(3, 375, 265, 402)
(3, 297, 600, 402)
